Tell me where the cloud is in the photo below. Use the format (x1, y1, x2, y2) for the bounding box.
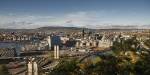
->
(0, 12, 96, 28)
(0, 15, 57, 29)
(0, 11, 149, 29)
(62, 11, 106, 28)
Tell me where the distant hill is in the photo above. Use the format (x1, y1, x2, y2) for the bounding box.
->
(0, 25, 149, 32)
(0, 26, 87, 32)
(0, 29, 33, 32)
(36, 26, 88, 32)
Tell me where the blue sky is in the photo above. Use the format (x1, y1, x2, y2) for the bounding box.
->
(0, 0, 149, 29)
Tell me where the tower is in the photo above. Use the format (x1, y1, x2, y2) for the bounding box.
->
(56, 45, 59, 59)
(27, 59, 38, 75)
(54, 45, 59, 59)
(54, 45, 57, 59)
(47, 36, 51, 50)
(27, 62, 32, 75)
(33, 62, 38, 75)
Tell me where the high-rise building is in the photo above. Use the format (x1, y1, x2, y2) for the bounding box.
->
(51, 35, 61, 49)
(54, 45, 59, 59)
(47, 36, 51, 49)
(27, 62, 32, 75)
(54, 45, 57, 59)
(33, 62, 38, 75)
(27, 59, 38, 75)
(56, 45, 59, 59)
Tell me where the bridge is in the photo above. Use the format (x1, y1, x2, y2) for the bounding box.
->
(78, 50, 111, 63)
(42, 60, 59, 70)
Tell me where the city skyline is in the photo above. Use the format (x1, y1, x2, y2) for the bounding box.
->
(0, 0, 150, 29)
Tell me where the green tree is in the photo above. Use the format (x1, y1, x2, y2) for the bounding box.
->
(144, 39, 150, 48)
(49, 59, 78, 75)
(0, 65, 10, 75)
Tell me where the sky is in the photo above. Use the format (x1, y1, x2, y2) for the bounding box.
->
(0, 0, 149, 29)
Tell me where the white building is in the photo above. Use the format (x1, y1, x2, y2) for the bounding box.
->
(98, 34, 113, 48)
(47, 36, 51, 50)
(27, 60, 38, 75)
(54, 45, 59, 59)
(27, 62, 33, 75)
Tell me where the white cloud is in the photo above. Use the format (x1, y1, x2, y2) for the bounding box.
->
(0, 11, 149, 29)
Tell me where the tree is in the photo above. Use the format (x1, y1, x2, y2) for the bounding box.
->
(144, 39, 150, 48)
(0, 65, 10, 75)
(49, 59, 78, 75)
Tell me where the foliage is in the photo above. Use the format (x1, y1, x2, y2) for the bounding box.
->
(0, 65, 10, 75)
(144, 39, 150, 48)
(49, 59, 79, 75)
(134, 53, 150, 75)
(112, 36, 140, 55)
(48, 36, 150, 75)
